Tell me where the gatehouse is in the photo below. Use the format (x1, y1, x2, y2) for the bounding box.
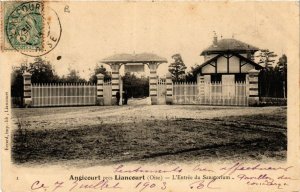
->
(99, 53, 169, 105)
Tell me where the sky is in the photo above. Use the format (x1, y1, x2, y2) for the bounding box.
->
(13, 1, 299, 79)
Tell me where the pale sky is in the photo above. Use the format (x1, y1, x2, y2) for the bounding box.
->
(12, 1, 299, 79)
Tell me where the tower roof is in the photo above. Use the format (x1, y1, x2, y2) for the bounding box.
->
(201, 38, 259, 55)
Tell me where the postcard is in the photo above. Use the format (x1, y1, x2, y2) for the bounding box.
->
(1, 1, 299, 192)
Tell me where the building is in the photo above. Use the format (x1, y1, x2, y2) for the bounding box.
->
(194, 35, 263, 84)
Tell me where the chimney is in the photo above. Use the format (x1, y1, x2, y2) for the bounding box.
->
(213, 31, 218, 47)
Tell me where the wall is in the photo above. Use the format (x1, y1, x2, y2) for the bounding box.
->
(202, 64, 215, 73)
(204, 54, 218, 62)
(201, 55, 255, 74)
(217, 56, 227, 73)
(241, 63, 255, 73)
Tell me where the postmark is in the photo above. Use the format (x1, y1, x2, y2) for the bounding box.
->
(2, 1, 62, 57)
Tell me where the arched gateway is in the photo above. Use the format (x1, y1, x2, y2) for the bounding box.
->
(99, 53, 169, 105)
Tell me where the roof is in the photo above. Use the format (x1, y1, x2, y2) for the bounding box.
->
(195, 54, 222, 70)
(193, 52, 263, 73)
(233, 53, 263, 69)
(101, 53, 167, 63)
(200, 38, 259, 55)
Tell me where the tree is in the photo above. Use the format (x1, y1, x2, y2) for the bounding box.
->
(11, 57, 59, 106)
(185, 64, 200, 82)
(122, 73, 149, 98)
(61, 68, 87, 83)
(276, 54, 287, 98)
(11, 65, 25, 106)
(258, 54, 287, 98)
(168, 54, 187, 81)
(89, 64, 111, 83)
(255, 49, 277, 97)
(255, 49, 277, 69)
(277, 54, 287, 75)
(26, 57, 60, 83)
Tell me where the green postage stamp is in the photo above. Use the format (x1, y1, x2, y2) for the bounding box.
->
(2, 1, 44, 52)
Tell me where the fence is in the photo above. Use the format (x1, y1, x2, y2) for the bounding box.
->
(21, 72, 262, 107)
(173, 81, 248, 106)
(31, 83, 97, 107)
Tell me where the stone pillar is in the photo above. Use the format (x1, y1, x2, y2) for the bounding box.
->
(166, 72, 173, 104)
(245, 73, 249, 97)
(119, 75, 123, 106)
(96, 73, 104, 105)
(149, 62, 158, 105)
(197, 74, 205, 98)
(203, 74, 211, 99)
(23, 72, 32, 107)
(111, 63, 120, 105)
(248, 69, 260, 106)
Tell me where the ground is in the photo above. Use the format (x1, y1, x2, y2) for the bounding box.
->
(11, 100, 287, 167)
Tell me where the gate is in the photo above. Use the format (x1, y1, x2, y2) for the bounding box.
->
(157, 79, 166, 104)
(103, 80, 112, 105)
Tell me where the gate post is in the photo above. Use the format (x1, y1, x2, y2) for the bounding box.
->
(119, 75, 123, 106)
(197, 74, 205, 99)
(248, 69, 260, 106)
(22, 71, 32, 107)
(111, 64, 120, 105)
(96, 73, 104, 105)
(166, 72, 173, 104)
(149, 62, 158, 105)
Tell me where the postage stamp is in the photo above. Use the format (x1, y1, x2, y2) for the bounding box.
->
(2, 1, 61, 57)
(2, 1, 44, 52)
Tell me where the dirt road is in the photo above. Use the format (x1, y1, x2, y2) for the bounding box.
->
(12, 105, 285, 130)
(12, 105, 287, 166)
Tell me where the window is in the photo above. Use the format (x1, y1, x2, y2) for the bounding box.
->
(211, 74, 222, 83)
(235, 74, 246, 82)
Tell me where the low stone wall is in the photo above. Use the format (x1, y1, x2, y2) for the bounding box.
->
(259, 97, 287, 106)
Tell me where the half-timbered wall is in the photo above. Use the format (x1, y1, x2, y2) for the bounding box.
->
(229, 56, 240, 73)
(241, 63, 255, 73)
(201, 55, 255, 74)
(217, 56, 228, 73)
(202, 64, 215, 73)
(204, 54, 218, 61)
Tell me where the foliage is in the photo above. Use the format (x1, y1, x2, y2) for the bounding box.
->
(255, 49, 277, 69)
(259, 68, 283, 97)
(11, 58, 60, 100)
(276, 54, 287, 97)
(89, 64, 111, 83)
(185, 64, 200, 82)
(168, 54, 187, 81)
(259, 54, 287, 98)
(276, 54, 287, 77)
(122, 73, 149, 98)
(60, 68, 87, 83)
(11, 65, 24, 101)
(27, 57, 60, 83)
(11, 57, 88, 104)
